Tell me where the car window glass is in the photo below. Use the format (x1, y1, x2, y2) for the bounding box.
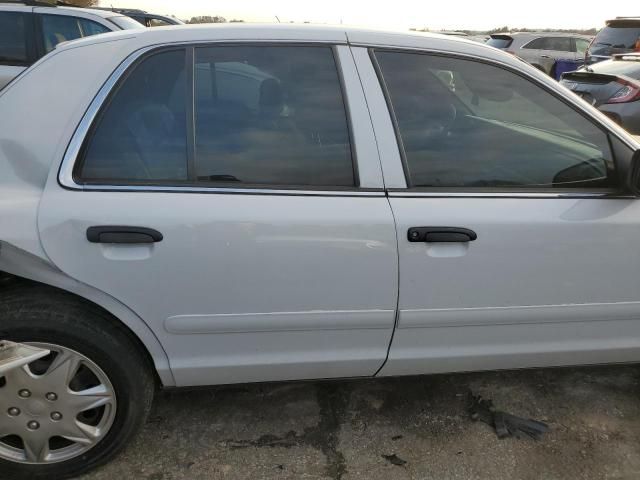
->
(194, 45, 354, 186)
(128, 15, 147, 26)
(375, 50, 615, 189)
(41, 15, 83, 53)
(524, 37, 572, 52)
(149, 18, 171, 27)
(546, 37, 572, 52)
(595, 26, 640, 49)
(41, 15, 111, 53)
(575, 38, 590, 55)
(486, 37, 513, 49)
(522, 37, 546, 49)
(77, 49, 188, 183)
(78, 18, 111, 36)
(0, 12, 28, 65)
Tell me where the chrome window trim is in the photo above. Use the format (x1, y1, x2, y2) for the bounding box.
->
(388, 191, 633, 199)
(58, 44, 156, 190)
(61, 185, 383, 196)
(57, 39, 371, 197)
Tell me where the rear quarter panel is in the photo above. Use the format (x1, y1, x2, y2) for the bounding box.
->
(0, 39, 132, 259)
(0, 66, 26, 90)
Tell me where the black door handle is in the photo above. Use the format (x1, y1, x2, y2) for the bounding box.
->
(408, 227, 477, 243)
(87, 226, 163, 244)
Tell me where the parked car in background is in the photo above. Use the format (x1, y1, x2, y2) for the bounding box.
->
(96, 7, 184, 27)
(0, 1, 142, 89)
(561, 53, 640, 133)
(487, 32, 591, 75)
(438, 31, 488, 43)
(587, 17, 640, 64)
(1, 24, 640, 479)
(438, 31, 468, 37)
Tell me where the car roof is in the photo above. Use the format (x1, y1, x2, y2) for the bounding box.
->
(494, 31, 590, 38)
(56, 23, 507, 54)
(40, 5, 125, 19)
(52, 24, 552, 80)
(607, 17, 640, 23)
(0, 3, 127, 18)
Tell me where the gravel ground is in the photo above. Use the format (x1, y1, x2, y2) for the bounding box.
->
(80, 365, 640, 480)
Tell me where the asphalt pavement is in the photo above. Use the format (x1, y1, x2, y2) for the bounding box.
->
(81, 365, 640, 480)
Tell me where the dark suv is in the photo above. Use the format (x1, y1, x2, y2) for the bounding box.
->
(587, 17, 640, 64)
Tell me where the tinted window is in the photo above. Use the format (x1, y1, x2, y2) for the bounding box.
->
(41, 15, 109, 53)
(594, 25, 640, 50)
(525, 37, 572, 51)
(0, 12, 28, 65)
(79, 19, 111, 36)
(41, 15, 82, 52)
(547, 37, 572, 52)
(487, 36, 513, 49)
(575, 38, 591, 55)
(523, 37, 545, 49)
(78, 50, 188, 183)
(128, 16, 147, 25)
(149, 18, 172, 27)
(194, 46, 354, 186)
(111, 16, 146, 29)
(375, 51, 614, 189)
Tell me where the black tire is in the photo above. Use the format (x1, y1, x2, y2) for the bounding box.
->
(0, 284, 155, 480)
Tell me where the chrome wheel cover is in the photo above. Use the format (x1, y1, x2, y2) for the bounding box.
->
(0, 342, 117, 464)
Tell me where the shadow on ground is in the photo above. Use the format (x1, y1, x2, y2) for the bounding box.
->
(81, 365, 640, 480)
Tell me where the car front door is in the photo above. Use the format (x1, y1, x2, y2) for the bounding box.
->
(38, 44, 398, 387)
(353, 46, 640, 377)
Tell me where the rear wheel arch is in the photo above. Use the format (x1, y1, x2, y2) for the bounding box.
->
(0, 243, 174, 386)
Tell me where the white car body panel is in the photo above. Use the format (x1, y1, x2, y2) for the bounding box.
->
(1, 25, 640, 387)
(36, 34, 398, 386)
(38, 191, 399, 386)
(0, 65, 25, 90)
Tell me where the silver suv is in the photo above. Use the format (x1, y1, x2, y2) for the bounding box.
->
(1, 25, 639, 479)
(487, 32, 592, 75)
(0, 1, 142, 89)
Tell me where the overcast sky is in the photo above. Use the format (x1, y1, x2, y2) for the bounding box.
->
(98, 0, 627, 31)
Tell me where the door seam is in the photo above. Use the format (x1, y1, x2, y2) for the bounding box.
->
(374, 191, 400, 376)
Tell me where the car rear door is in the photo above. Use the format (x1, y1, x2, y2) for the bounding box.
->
(38, 43, 398, 387)
(352, 45, 640, 376)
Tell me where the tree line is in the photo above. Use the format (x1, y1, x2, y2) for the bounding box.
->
(186, 16, 245, 24)
(412, 25, 599, 35)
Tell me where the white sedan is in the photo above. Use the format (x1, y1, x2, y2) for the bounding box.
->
(1, 24, 639, 478)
